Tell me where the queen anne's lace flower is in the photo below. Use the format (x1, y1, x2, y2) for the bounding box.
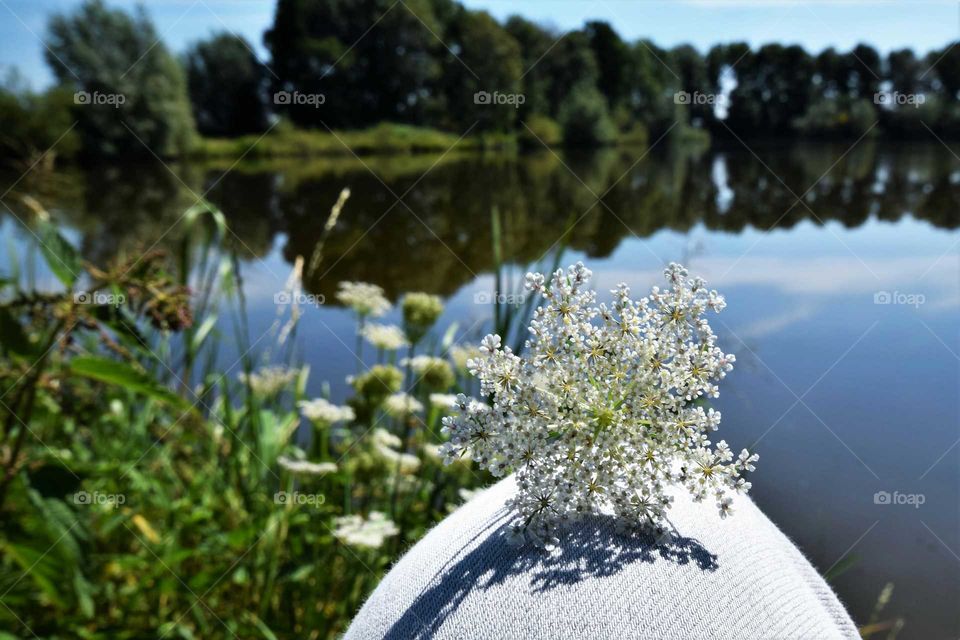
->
(449, 345, 482, 372)
(402, 292, 443, 343)
(384, 392, 424, 417)
(238, 366, 299, 396)
(349, 365, 403, 404)
(333, 511, 399, 549)
(361, 323, 408, 351)
(403, 355, 455, 390)
(440, 262, 757, 546)
(420, 442, 443, 462)
(337, 281, 391, 318)
(277, 456, 337, 476)
(371, 428, 421, 474)
(298, 398, 355, 424)
(429, 393, 459, 409)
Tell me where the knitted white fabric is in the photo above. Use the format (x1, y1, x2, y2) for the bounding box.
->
(344, 475, 859, 640)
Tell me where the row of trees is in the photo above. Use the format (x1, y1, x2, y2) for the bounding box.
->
(260, 0, 960, 141)
(1, 0, 959, 161)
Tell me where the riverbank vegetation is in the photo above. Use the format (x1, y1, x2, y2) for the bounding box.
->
(0, 193, 501, 638)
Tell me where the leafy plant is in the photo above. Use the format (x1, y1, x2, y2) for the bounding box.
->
(0, 195, 486, 639)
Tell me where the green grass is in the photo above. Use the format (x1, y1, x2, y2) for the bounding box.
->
(190, 120, 703, 159)
(193, 122, 518, 158)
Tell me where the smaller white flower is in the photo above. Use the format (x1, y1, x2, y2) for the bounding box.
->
(449, 345, 482, 371)
(337, 281, 391, 318)
(333, 511, 399, 549)
(421, 442, 443, 462)
(238, 366, 299, 396)
(362, 323, 408, 351)
(384, 392, 424, 417)
(298, 398, 355, 424)
(429, 393, 459, 409)
(737, 449, 759, 473)
(371, 428, 420, 474)
(717, 497, 734, 519)
(277, 456, 337, 476)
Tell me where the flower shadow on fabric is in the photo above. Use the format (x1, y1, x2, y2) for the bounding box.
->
(382, 509, 718, 639)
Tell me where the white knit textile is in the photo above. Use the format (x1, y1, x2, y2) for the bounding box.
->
(344, 475, 859, 640)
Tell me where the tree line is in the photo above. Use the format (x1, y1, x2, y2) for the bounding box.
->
(1, 0, 958, 161)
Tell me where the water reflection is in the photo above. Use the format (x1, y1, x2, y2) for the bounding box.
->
(5, 142, 957, 300)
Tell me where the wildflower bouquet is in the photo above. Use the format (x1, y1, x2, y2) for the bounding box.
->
(441, 263, 758, 546)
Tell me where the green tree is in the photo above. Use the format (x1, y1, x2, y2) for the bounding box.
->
(812, 47, 847, 98)
(929, 42, 960, 101)
(584, 21, 632, 112)
(558, 83, 616, 146)
(438, 9, 523, 131)
(847, 44, 883, 100)
(266, 0, 446, 128)
(45, 0, 195, 157)
(541, 32, 601, 118)
(0, 71, 79, 163)
(504, 15, 555, 120)
(725, 44, 814, 135)
(185, 33, 268, 137)
(627, 40, 680, 138)
(669, 44, 711, 127)
(887, 49, 925, 94)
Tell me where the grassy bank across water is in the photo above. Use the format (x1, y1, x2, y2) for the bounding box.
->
(193, 122, 519, 158)
(190, 120, 689, 159)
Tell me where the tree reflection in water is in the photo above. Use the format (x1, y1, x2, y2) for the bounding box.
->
(3, 142, 957, 301)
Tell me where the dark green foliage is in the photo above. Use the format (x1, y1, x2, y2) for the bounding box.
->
(0, 73, 79, 164)
(45, 0, 195, 158)
(558, 83, 616, 146)
(186, 33, 269, 136)
(265, 0, 448, 128)
(438, 9, 524, 132)
(584, 21, 633, 111)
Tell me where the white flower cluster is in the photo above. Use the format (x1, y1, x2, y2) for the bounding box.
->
(238, 366, 299, 396)
(298, 398, 355, 424)
(449, 345, 482, 372)
(371, 428, 421, 474)
(337, 281, 391, 318)
(429, 393, 459, 409)
(277, 456, 338, 476)
(403, 355, 443, 373)
(440, 262, 757, 547)
(333, 511, 399, 549)
(362, 322, 408, 351)
(384, 392, 424, 417)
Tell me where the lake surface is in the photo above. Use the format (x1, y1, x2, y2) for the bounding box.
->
(3, 141, 958, 638)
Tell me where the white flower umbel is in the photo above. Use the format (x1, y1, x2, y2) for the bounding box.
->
(277, 456, 337, 476)
(449, 344, 482, 372)
(440, 262, 757, 547)
(238, 366, 299, 397)
(298, 398, 355, 425)
(362, 323, 409, 351)
(429, 393, 459, 409)
(336, 281, 391, 318)
(371, 428, 421, 474)
(333, 511, 399, 549)
(384, 392, 424, 417)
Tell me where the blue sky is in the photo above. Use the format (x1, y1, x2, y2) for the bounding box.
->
(1, 0, 957, 90)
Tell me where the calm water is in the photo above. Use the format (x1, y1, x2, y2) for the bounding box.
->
(3, 141, 959, 637)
